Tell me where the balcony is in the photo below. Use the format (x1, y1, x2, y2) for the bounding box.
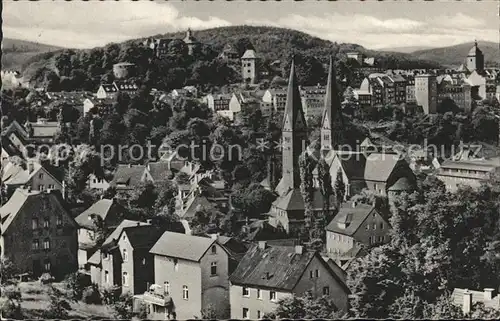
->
(139, 291, 173, 307)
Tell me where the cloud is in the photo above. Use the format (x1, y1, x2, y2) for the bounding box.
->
(246, 12, 496, 49)
(3, 1, 231, 48)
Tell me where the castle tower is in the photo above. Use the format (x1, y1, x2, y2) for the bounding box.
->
(241, 49, 258, 84)
(183, 28, 199, 56)
(275, 58, 308, 197)
(466, 40, 485, 72)
(321, 56, 344, 156)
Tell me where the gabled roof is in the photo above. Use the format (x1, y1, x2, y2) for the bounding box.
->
(113, 81, 138, 91)
(110, 164, 149, 189)
(75, 198, 124, 230)
(326, 202, 380, 236)
(272, 188, 336, 217)
(229, 244, 350, 293)
(388, 176, 415, 192)
(100, 84, 118, 93)
(3, 162, 61, 187)
(332, 152, 404, 182)
(147, 162, 173, 181)
(150, 232, 222, 262)
(124, 225, 165, 249)
(179, 195, 212, 219)
(101, 219, 150, 252)
(241, 49, 257, 59)
(0, 188, 75, 235)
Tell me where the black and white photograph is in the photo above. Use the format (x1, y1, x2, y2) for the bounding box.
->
(1, 0, 500, 319)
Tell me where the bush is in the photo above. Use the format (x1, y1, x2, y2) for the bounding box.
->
(65, 272, 91, 301)
(0, 299, 23, 319)
(100, 285, 121, 305)
(82, 285, 101, 304)
(111, 293, 134, 319)
(39, 273, 54, 284)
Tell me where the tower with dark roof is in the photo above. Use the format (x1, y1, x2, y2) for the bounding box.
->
(466, 40, 485, 72)
(275, 59, 308, 197)
(183, 28, 199, 56)
(321, 56, 344, 155)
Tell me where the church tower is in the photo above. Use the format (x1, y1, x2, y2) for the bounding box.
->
(466, 40, 485, 72)
(275, 58, 308, 197)
(321, 56, 344, 156)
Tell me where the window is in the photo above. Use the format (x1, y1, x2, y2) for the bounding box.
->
(142, 258, 146, 265)
(182, 285, 189, 300)
(103, 252, 108, 260)
(56, 215, 62, 227)
(380, 222, 384, 229)
(373, 223, 377, 230)
(164, 281, 170, 294)
(270, 291, 277, 301)
(43, 238, 50, 250)
(39, 184, 45, 191)
(43, 218, 50, 228)
(309, 271, 313, 278)
(104, 270, 109, 284)
(366, 224, 370, 230)
(174, 258, 178, 271)
(48, 184, 55, 189)
(44, 259, 51, 271)
(122, 272, 128, 286)
(257, 310, 261, 319)
(323, 286, 330, 295)
(315, 269, 320, 278)
(211, 245, 217, 254)
(32, 218, 38, 230)
(242, 308, 249, 319)
(122, 249, 128, 262)
(39, 173, 44, 179)
(32, 239, 39, 250)
(243, 287, 250, 297)
(257, 289, 262, 299)
(122, 235, 126, 241)
(211, 262, 217, 276)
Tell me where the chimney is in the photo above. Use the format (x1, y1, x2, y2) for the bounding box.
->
(484, 288, 495, 301)
(28, 161, 35, 174)
(210, 233, 218, 240)
(62, 180, 66, 200)
(463, 290, 472, 315)
(258, 241, 267, 250)
(295, 245, 303, 255)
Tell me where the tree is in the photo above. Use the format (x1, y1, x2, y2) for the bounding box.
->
(64, 272, 90, 301)
(111, 293, 134, 319)
(65, 145, 104, 202)
(45, 286, 72, 319)
(267, 292, 346, 319)
(334, 169, 345, 206)
(1, 285, 23, 319)
(317, 158, 334, 221)
(299, 152, 315, 243)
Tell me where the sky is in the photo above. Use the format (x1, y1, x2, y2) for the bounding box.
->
(3, 0, 498, 50)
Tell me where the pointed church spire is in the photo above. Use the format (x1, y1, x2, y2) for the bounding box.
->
(275, 58, 308, 196)
(321, 56, 344, 154)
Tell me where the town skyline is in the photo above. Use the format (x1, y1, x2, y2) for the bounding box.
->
(3, 1, 498, 50)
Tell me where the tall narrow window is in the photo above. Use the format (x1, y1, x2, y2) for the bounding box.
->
(43, 218, 50, 228)
(242, 308, 249, 319)
(242, 287, 249, 297)
(122, 249, 128, 262)
(211, 245, 217, 254)
(210, 262, 217, 276)
(257, 289, 262, 299)
(315, 269, 320, 278)
(174, 258, 178, 271)
(323, 286, 330, 295)
(122, 272, 128, 286)
(270, 291, 276, 301)
(32, 218, 39, 230)
(164, 281, 170, 294)
(43, 238, 50, 250)
(44, 259, 51, 271)
(104, 270, 109, 284)
(182, 285, 189, 300)
(32, 239, 39, 250)
(56, 215, 63, 227)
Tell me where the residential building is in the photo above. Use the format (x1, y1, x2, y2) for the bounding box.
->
(87, 173, 110, 191)
(325, 201, 390, 258)
(241, 49, 259, 84)
(346, 52, 364, 65)
(204, 94, 232, 118)
(415, 74, 438, 114)
(88, 220, 164, 295)
(262, 89, 287, 112)
(97, 84, 119, 99)
(2, 160, 62, 194)
(0, 188, 78, 279)
(110, 164, 154, 191)
(136, 232, 231, 319)
(75, 198, 126, 269)
(359, 77, 383, 106)
(452, 288, 500, 315)
(468, 70, 487, 99)
(354, 89, 373, 110)
(219, 43, 239, 60)
(437, 156, 500, 192)
(437, 82, 473, 113)
(113, 80, 139, 96)
(83, 98, 115, 116)
(405, 76, 416, 103)
(228, 92, 260, 121)
(387, 74, 407, 104)
(229, 242, 350, 319)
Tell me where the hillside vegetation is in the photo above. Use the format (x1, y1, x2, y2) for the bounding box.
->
(18, 26, 440, 91)
(412, 41, 500, 67)
(1, 38, 62, 70)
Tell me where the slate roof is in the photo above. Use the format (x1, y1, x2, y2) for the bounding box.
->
(87, 249, 101, 266)
(241, 49, 257, 59)
(272, 188, 336, 215)
(229, 244, 350, 293)
(124, 225, 165, 249)
(147, 162, 173, 181)
(331, 152, 403, 183)
(326, 202, 378, 236)
(110, 165, 148, 189)
(150, 232, 219, 262)
(2, 162, 60, 187)
(0, 188, 74, 235)
(75, 199, 124, 230)
(388, 176, 415, 191)
(101, 220, 150, 251)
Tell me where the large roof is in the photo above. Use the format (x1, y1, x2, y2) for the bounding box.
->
(331, 152, 404, 183)
(241, 49, 257, 59)
(75, 198, 124, 230)
(101, 219, 150, 251)
(272, 188, 336, 215)
(468, 42, 483, 56)
(110, 164, 148, 189)
(1, 188, 74, 235)
(150, 231, 218, 262)
(326, 201, 379, 236)
(230, 244, 350, 293)
(147, 162, 173, 181)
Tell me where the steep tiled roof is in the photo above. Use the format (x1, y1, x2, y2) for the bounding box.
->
(331, 152, 403, 183)
(147, 162, 172, 181)
(101, 220, 150, 251)
(272, 188, 336, 214)
(75, 199, 124, 230)
(124, 225, 165, 249)
(388, 177, 415, 192)
(326, 202, 377, 236)
(230, 245, 350, 293)
(241, 49, 257, 59)
(110, 165, 148, 189)
(150, 232, 219, 262)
